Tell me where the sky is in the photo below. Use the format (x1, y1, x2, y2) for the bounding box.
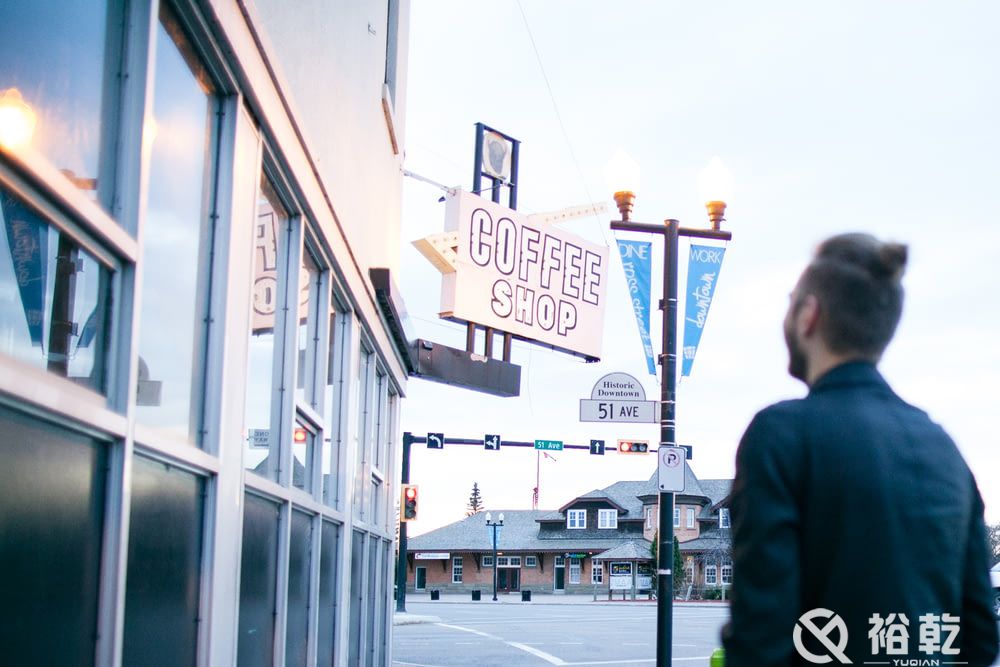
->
(396, 1, 1000, 534)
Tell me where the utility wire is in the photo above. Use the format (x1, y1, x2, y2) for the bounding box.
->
(514, 0, 613, 248)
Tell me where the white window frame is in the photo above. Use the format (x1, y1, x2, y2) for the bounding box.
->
(597, 509, 617, 529)
(452, 556, 463, 584)
(644, 507, 652, 529)
(567, 509, 586, 529)
(705, 564, 718, 585)
(686, 507, 695, 528)
(508, 556, 521, 567)
(568, 558, 581, 584)
(591, 561, 603, 584)
(524, 556, 537, 568)
(719, 508, 730, 529)
(721, 562, 732, 585)
(482, 555, 494, 567)
(673, 507, 680, 528)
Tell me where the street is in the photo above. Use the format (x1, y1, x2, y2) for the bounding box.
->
(392, 601, 728, 666)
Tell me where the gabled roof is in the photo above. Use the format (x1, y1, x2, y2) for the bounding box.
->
(593, 539, 653, 561)
(557, 494, 627, 514)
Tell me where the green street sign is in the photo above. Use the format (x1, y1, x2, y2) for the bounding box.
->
(534, 439, 563, 451)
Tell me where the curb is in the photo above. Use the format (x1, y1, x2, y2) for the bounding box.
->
(393, 613, 443, 626)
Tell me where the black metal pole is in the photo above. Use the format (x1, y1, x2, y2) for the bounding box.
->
(656, 220, 680, 666)
(395, 432, 413, 613)
(491, 525, 498, 601)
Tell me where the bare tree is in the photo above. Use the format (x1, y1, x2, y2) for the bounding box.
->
(987, 521, 1000, 566)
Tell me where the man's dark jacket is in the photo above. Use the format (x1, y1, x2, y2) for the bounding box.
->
(722, 361, 998, 666)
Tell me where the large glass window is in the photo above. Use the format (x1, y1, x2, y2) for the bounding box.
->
(452, 556, 463, 584)
(316, 521, 340, 667)
(0, 0, 123, 208)
(0, 405, 107, 665)
(569, 558, 581, 585)
(348, 530, 365, 666)
(322, 309, 346, 506)
(295, 244, 321, 405)
(122, 457, 205, 666)
(687, 507, 696, 529)
(245, 177, 288, 481)
(285, 511, 312, 667)
(598, 508, 617, 529)
(0, 184, 112, 392)
(134, 4, 217, 442)
(237, 494, 280, 667)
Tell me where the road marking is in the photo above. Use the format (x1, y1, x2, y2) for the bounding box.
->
(507, 641, 567, 665)
(434, 623, 494, 639)
(558, 642, 584, 645)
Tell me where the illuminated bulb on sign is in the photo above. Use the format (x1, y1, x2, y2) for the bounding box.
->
(0, 88, 37, 149)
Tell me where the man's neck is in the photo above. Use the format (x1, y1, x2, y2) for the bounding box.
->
(806, 352, 874, 386)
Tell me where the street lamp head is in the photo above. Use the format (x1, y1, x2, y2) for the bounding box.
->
(605, 150, 641, 221)
(485, 511, 492, 523)
(699, 157, 732, 230)
(0, 88, 37, 149)
(498, 512, 505, 524)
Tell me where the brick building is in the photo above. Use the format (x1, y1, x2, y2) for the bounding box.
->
(406, 464, 733, 597)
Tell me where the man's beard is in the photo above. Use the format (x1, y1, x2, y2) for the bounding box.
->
(784, 320, 808, 383)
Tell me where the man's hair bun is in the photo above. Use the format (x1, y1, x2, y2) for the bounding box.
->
(876, 242, 908, 281)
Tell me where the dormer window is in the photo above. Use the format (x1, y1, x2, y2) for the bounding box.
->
(598, 509, 617, 529)
(719, 508, 731, 529)
(567, 509, 586, 529)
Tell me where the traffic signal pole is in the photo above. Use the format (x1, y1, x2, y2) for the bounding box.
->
(395, 432, 412, 613)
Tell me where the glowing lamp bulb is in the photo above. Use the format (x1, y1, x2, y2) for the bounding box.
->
(605, 149, 641, 197)
(0, 88, 37, 149)
(293, 427, 307, 443)
(405, 487, 417, 500)
(699, 156, 733, 205)
(619, 442, 629, 453)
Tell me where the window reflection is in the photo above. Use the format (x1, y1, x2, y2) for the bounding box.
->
(322, 311, 345, 506)
(292, 419, 314, 493)
(0, 184, 111, 392)
(245, 176, 287, 481)
(295, 246, 320, 405)
(134, 5, 216, 442)
(0, 0, 122, 209)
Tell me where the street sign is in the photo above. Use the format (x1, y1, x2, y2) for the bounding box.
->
(427, 433, 444, 449)
(484, 434, 501, 451)
(658, 446, 686, 492)
(534, 439, 563, 451)
(589, 439, 605, 455)
(248, 429, 269, 449)
(579, 372, 656, 423)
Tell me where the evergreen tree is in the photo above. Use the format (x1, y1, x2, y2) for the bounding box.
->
(466, 482, 484, 516)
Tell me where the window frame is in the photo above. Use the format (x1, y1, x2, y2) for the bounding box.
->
(719, 508, 731, 529)
(686, 507, 695, 529)
(597, 508, 617, 530)
(566, 509, 586, 530)
(673, 507, 680, 528)
(568, 558, 581, 585)
(721, 562, 733, 585)
(705, 564, 718, 585)
(591, 561, 603, 585)
(451, 556, 463, 584)
(524, 556, 537, 568)
(482, 555, 494, 568)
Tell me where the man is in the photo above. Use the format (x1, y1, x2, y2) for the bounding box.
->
(722, 233, 998, 665)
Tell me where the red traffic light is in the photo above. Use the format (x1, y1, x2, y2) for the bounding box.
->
(401, 484, 419, 521)
(405, 487, 417, 500)
(293, 427, 307, 443)
(617, 440, 649, 454)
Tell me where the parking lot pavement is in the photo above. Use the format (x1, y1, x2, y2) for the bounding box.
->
(392, 601, 729, 666)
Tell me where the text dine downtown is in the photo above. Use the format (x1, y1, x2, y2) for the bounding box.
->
(468, 207, 604, 338)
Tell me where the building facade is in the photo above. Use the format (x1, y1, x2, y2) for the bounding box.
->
(1, 1, 410, 665)
(407, 465, 734, 599)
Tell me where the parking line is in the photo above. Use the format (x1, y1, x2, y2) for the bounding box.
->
(507, 641, 567, 665)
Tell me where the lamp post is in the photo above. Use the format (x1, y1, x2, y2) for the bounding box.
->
(609, 157, 733, 667)
(485, 511, 504, 601)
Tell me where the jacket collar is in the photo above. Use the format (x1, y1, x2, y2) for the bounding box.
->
(808, 360, 890, 395)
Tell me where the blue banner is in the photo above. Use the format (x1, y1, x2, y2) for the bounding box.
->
(617, 239, 656, 376)
(682, 244, 726, 377)
(1, 193, 48, 347)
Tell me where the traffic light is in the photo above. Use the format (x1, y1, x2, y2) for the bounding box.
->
(617, 440, 649, 454)
(401, 484, 419, 521)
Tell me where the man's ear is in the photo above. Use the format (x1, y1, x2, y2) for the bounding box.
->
(798, 294, 821, 338)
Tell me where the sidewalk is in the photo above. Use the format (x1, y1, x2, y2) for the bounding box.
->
(393, 592, 728, 623)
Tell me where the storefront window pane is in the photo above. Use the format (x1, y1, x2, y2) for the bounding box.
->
(245, 177, 287, 481)
(0, 185, 111, 392)
(295, 245, 320, 404)
(316, 521, 340, 667)
(135, 5, 216, 442)
(122, 457, 205, 666)
(0, 1, 120, 208)
(237, 494, 280, 667)
(322, 311, 345, 506)
(285, 511, 312, 667)
(0, 405, 107, 665)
